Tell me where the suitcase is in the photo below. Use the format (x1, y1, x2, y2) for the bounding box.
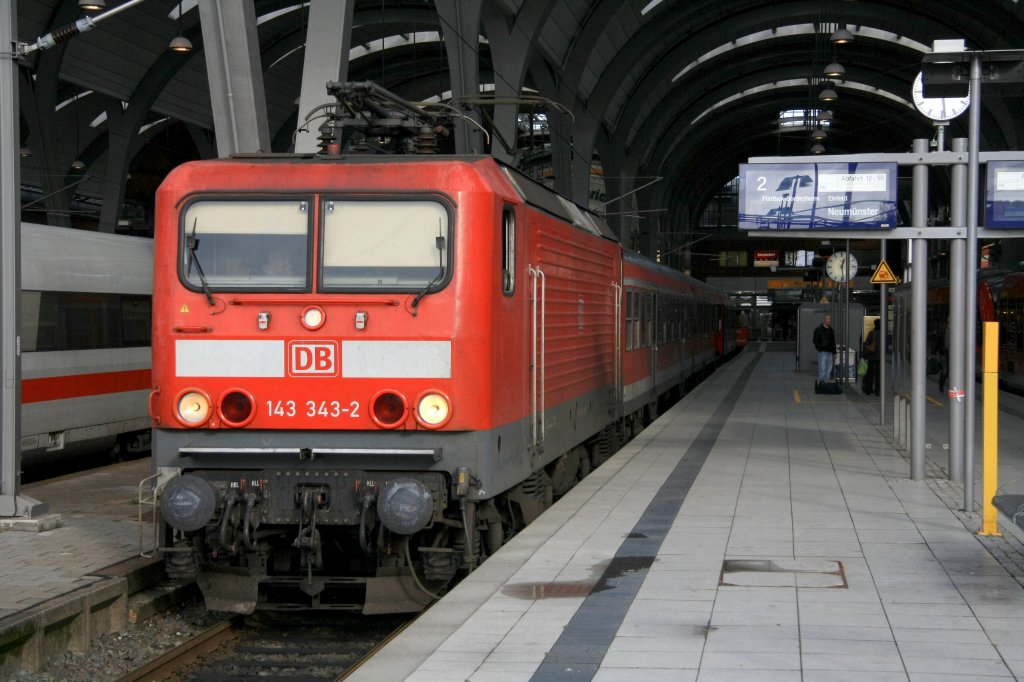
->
(815, 380, 843, 394)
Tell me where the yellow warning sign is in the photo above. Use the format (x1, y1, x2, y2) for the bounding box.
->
(870, 260, 900, 285)
(180, 304, 190, 313)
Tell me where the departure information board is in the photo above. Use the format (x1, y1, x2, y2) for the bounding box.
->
(738, 162, 897, 230)
(987, 160, 1024, 228)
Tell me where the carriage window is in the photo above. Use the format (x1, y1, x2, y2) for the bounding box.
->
(321, 199, 450, 291)
(644, 293, 654, 347)
(21, 291, 151, 352)
(180, 199, 310, 291)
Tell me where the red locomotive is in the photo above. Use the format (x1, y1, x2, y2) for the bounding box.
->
(149, 85, 737, 613)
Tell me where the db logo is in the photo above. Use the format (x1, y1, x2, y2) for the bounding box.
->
(288, 341, 338, 376)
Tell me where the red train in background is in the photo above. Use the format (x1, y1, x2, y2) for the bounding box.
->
(926, 270, 1024, 395)
(148, 85, 738, 614)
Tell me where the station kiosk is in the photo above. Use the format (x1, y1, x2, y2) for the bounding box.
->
(797, 302, 865, 380)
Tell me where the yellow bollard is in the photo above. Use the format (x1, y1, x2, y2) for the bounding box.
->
(979, 321, 1001, 537)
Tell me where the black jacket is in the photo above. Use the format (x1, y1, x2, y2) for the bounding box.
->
(813, 323, 836, 353)
(863, 329, 877, 358)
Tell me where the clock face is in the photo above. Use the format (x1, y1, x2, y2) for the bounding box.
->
(826, 251, 858, 282)
(912, 72, 970, 122)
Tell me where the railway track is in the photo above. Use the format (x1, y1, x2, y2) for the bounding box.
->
(115, 612, 410, 681)
(115, 617, 240, 682)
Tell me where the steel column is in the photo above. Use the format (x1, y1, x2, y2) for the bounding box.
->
(0, 0, 45, 517)
(879, 240, 887, 427)
(964, 56, 982, 511)
(911, 139, 929, 481)
(198, 0, 271, 156)
(434, 0, 484, 155)
(294, 0, 354, 154)
(948, 138, 967, 484)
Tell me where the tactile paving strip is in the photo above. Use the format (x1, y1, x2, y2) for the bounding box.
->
(530, 355, 761, 681)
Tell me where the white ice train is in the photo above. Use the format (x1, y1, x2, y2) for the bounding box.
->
(19, 223, 153, 466)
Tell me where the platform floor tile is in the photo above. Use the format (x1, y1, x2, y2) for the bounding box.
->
(350, 348, 1024, 681)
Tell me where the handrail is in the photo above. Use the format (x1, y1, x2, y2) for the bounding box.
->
(138, 472, 161, 558)
(529, 265, 546, 446)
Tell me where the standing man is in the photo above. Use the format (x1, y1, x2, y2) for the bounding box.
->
(862, 319, 880, 395)
(813, 313, 837, 385)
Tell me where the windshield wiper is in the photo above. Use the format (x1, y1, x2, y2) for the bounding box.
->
(410, 233, 446, 311)
(186, 218, 215, 307)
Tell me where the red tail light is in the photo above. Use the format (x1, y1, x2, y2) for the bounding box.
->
(219, 389, 255, 427)
(372, 391, 407, 428)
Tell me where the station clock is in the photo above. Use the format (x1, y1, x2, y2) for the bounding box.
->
(825, 251, 858, 282)
(911, 71, 970, 122)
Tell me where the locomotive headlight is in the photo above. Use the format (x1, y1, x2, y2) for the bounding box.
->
(219, 389, 255, 427)
(415, 391, 451, 428)
(377, 478, 434, 535)
(160, 474, 217, 532)
(301, 305, 326, 330)
(371, 390, 408, 428)
(175, 389, 212, 427)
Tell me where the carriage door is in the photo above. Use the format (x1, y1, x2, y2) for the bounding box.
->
(612, 282, 622, 410)
(683, 299, 693, 380)
(649, 292, 658, 399)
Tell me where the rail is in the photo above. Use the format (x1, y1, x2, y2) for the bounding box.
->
(115, 618, 240, 682)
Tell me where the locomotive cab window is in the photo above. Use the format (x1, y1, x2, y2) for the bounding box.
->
(320, 199, 451, 292)
(180, 199, 310, 291)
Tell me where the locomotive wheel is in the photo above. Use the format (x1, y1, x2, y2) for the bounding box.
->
(578, 446, 592, 479)
(547, 446, 584, 498)
(452, 525, 483, 564)
(592, 425, 617, 467)
(486, 521, 504, 554)
(507, 471, 553, 527)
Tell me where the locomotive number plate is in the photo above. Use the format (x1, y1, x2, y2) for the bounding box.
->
(266, 399, 361, 418)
